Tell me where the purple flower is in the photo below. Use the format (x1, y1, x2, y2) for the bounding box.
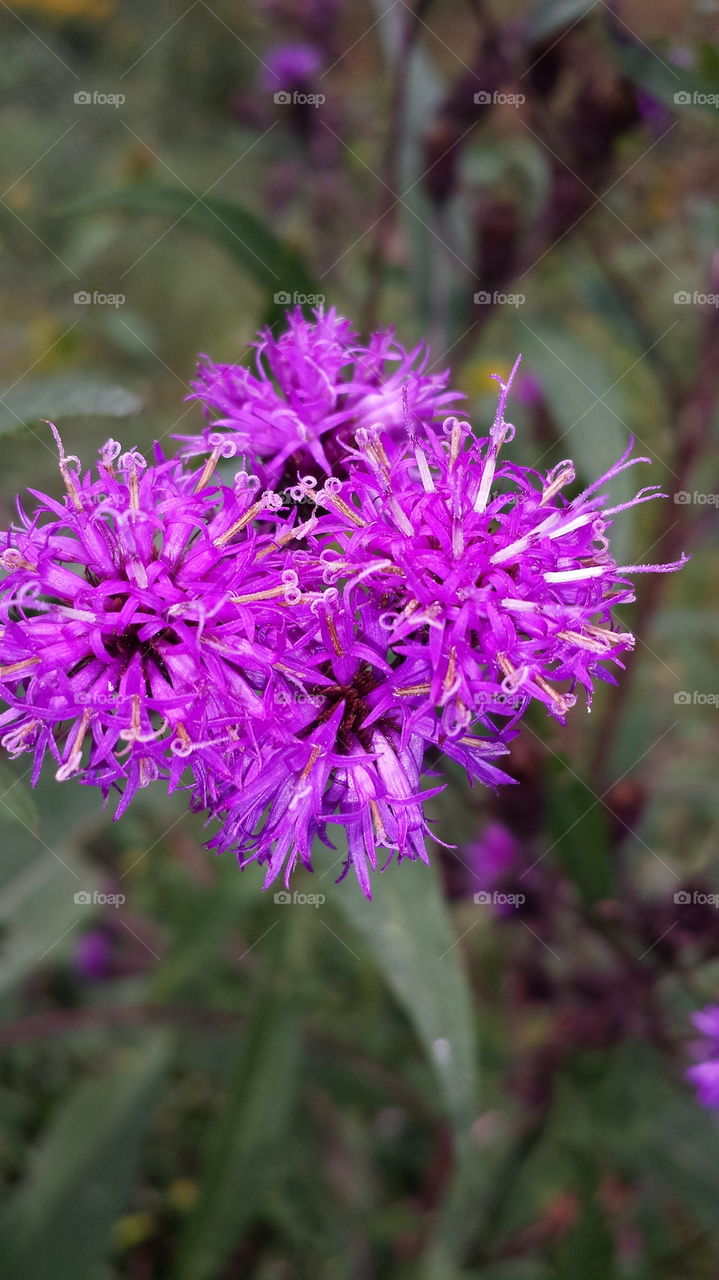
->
(182, 307, 464, 488)
(307, 357, 687, 738)
(0, 427, 318, 815)
(260, 42, 323, 93)
(0, 325, 688, 900)
(206, 600, 513, 896)
(686, 1006, 719, 1109)
(466, 821, 519, 888)
(514, 371, 544, 408)
(73, 929, 111, 981)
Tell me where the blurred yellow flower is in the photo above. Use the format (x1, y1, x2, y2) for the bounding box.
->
(112, 1212, 155, 1250)
(462, 359, 513, 396)
(167, 1178, 199, 1212)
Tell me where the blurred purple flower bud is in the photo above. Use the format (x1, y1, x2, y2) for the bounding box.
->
(466, 821, 519, 888)
(73, 929, 111, 981)
(260, 42, 323, 93)
(515, 371, 544, 408)
(686, 1005, 719, 1109)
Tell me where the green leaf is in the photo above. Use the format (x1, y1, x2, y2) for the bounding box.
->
(554, 1162, 614, 1280)
(0, 764, 38, 833)
(546, 759, 614, 907)
(609, 29, 719, 123)
(646, 1091, 719, 1234)
(331, 849, 479, 1139)
(0, 1034, 170, 1280)
(517, 324, 636, 562)
(63, 185, 320, 325)
(174, 926, 302, 1280)
(0, 374, 142, 433)
(0, 781, 102, 996)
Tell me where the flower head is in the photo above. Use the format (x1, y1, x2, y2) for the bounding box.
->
(182, 307, 463, 488)
(686, 1005, 719, 1109)
(0, 427, 319, 813)
(260, 41, 323, 93)
(205, 597, 513, 896)
(308, 357, 687, 738)
(0, 327, 688, 901)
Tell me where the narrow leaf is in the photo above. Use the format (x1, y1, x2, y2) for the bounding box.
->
(0, 374, 142, 433)
(0, 1034, 170, 1280)
(63, 185, 320, 323)
(332, 850, 479, 1138)
(174, 926, 302, 1280)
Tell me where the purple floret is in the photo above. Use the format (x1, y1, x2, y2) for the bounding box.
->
(686, 1005, 719, 1109)
(0, 427, 321, 815)
(181, 306, 464, 487)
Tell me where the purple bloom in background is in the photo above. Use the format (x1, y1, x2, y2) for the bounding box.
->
(514, 371, 544, 408)
(73, 929, 111, 981)
(260, 42, 323, 93)
(466, 821, 519, 889)
(183, 307, 464, 487)
(686, 1006, 719, 1109)
(635, 90, 674, 138)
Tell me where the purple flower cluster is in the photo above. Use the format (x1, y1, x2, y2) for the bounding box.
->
(0, 309, 685, 896)
(686, 1006, 719, 1109)
(183, 307, 463, 486)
